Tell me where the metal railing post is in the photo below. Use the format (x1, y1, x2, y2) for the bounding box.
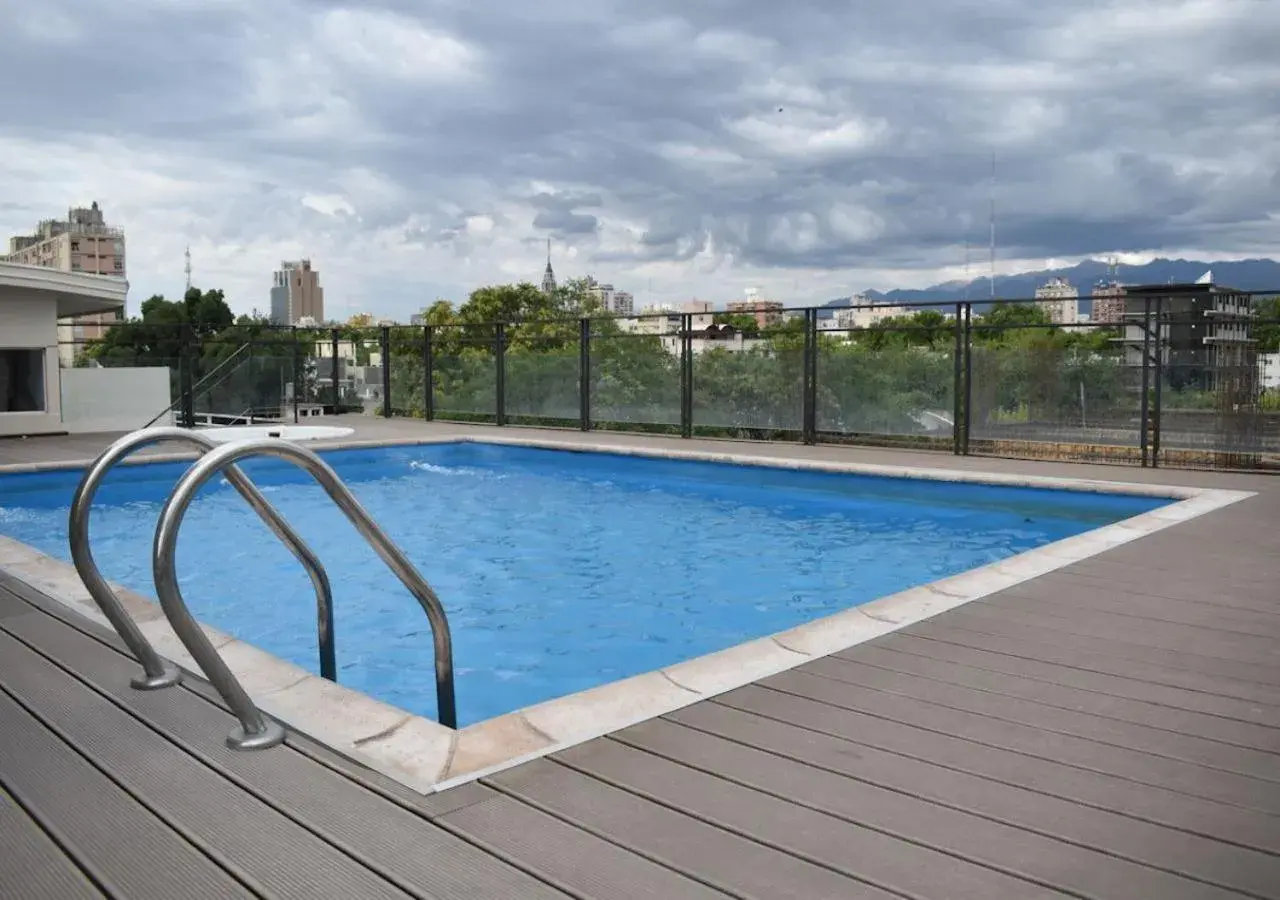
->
(153, 438, 457, 745)
(1140, 298, 1152, 466)
(962, 303, 973, 455)
(802, 308, 817, 444)
(330, 328, 341, 415)
(680, 313, 693, 438)
(1152, 297, 1164, 467)
(952, 302, 963, 454)
(179, 324, 195, 428)
(423, 325, 434, 421)
(495, 323, 507, 425)
(291, 326, 300, 424)
(579, 317, 591, 431)
(380, 326, 392, 417)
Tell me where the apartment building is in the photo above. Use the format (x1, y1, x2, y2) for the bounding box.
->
(1034, 277, 1080, 326)
(1119, 278, 1253, 391)
(269, 259, 325, 325)
(726, 287, 784, 328)
(3, 202, 127, 364)
(1090, 280, 1128, 324)
(583, 278, 635, 316)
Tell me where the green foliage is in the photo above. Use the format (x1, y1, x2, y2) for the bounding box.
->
(1254, 296, 1280, 353)
(711, 312, 761, 336)
(81, 280, 1154, 439)
(385, 287, 1137, 440)
(79, 289, 320, 415)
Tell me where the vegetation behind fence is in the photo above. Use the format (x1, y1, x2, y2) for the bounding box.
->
(62, 282, 1280, 471)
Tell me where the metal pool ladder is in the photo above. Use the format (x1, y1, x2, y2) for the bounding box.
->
(70, 428, 457, 750)
(70, 427, 336, 693)
(152, 436, 458, 748)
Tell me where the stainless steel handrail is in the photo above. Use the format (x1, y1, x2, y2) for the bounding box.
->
(153, 437, 458, 750)
(69, 427, 337, 693)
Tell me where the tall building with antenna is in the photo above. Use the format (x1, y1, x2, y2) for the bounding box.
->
(988, 152, 997, 300)
(540, 239, 557, 294)
(1091, 256, 1128, 324)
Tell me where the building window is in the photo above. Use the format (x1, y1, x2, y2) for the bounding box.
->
(0, 349, 46, 413)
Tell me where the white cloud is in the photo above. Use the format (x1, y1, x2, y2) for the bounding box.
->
(315, 9, 477, 83)
(0, 0, 1276, 320)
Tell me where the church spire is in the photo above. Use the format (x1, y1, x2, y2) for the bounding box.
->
(540, 237, 557, 294)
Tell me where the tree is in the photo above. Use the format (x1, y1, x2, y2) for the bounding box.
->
(1254, 296, 1280, 353)
(712, 312, 760, 336)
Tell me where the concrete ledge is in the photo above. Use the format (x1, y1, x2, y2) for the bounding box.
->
(0, 435, 1255, 796)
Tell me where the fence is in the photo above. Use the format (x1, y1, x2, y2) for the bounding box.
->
(59, 291, 1280, 471)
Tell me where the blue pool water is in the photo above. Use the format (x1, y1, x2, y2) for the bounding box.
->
(0, 442, 1167, 726)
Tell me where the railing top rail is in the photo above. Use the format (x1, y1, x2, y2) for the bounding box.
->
(69, 427, 336, 699)
(152, 437, 457, 750)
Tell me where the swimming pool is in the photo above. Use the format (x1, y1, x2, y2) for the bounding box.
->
(0, 441, 1168, 726)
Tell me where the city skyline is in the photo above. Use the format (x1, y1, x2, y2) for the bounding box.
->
(2, 2, 1276, 321)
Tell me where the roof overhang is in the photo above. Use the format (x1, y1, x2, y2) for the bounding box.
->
(0, 261, 128, 317)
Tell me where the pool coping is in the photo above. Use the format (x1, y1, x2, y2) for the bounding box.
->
(0, 433, 1255, 795)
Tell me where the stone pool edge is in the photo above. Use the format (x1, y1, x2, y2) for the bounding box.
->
(0, 437, 1255, 796)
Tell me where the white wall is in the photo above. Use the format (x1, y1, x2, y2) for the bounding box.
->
(59, 367, 173, 433)
(0, 292, 61, 436)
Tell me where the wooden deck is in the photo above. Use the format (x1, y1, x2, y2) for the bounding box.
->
(1, 427, 1278, 899)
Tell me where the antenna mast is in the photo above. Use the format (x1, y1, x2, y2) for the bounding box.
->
(988, 152, 996, 300)
(184, 246, 192, 292)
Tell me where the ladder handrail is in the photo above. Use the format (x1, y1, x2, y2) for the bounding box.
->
(69, 427, 336, 693)
(152, 437, 457, 750)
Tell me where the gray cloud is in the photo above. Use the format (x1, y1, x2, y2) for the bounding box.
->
(2, 0, 1278, 314)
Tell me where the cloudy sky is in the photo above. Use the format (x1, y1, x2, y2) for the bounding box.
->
(2, 0, 1277, 320)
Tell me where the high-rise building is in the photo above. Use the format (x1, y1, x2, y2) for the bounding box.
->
(1034, 277, 1079, 326)
(1090, 280, 1127, 324)
(585, 278, 635, 315)
(539, 239, 557, 294)
(269, 259, 325, 324)
(2, 202, 127, 364)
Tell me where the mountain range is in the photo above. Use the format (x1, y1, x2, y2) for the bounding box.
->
(822, 257, 1280, 315)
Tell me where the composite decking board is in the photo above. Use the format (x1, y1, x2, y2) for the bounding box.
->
(0, 589, 29, 619)
(803, 653, 1280, 771)
(0, 630, 427, 900)
(0, 614, 572, 900)
(0, 689, 257, 900)
(870, 631, 1280, 728)
(758, 669, 1280, 814)
(908, 609, 1280, 697)
(1047, 563, 1280, 611)
(902, 616, 1280, 709)
(0, 785, 107, 900)
(833, 642, 1280, 752)
(955, 597, 1280, 668)
(438, 792, 739, 900)
(633, 713, 1280, 898)
(0, 571, 439, 811)
(709, 687, 1280, 855)
(988, 576, 1280, 635)
(482, 758, 908, 900)
(553, 739, 1093, 900)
